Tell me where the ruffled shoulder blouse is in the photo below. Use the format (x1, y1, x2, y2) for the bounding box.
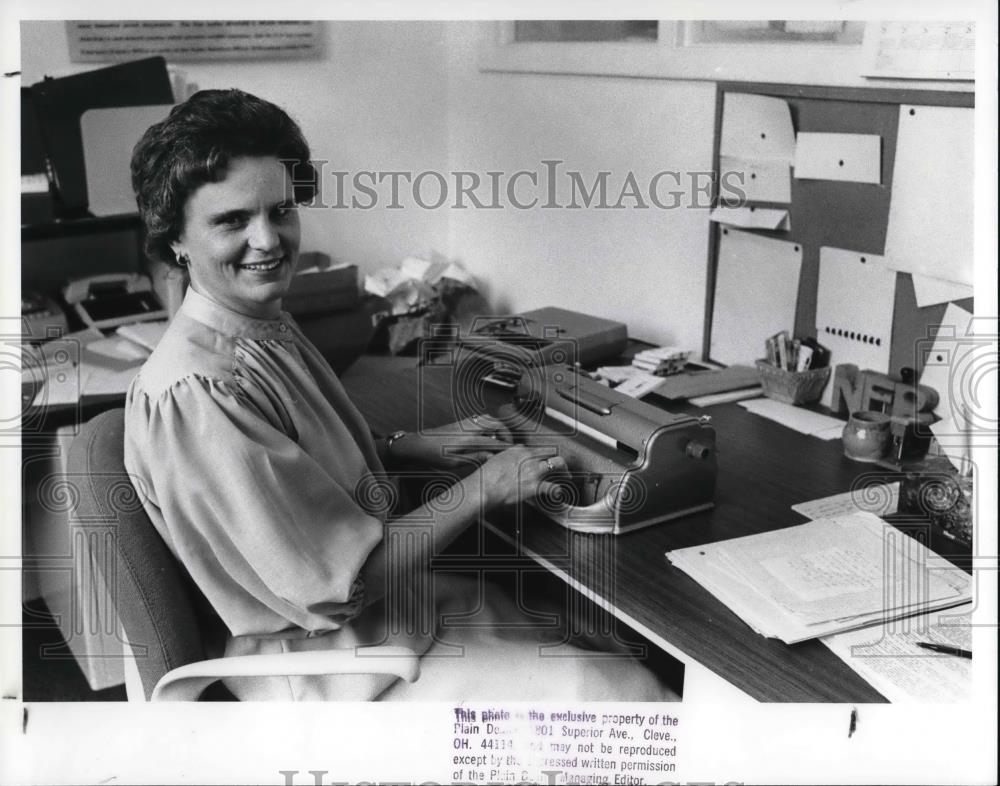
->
(124, 287, 386, 640)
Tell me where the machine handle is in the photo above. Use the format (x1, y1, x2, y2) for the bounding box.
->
(557, 385, 613, 416)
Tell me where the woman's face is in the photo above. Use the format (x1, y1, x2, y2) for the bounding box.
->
(172, 156, 300, 319)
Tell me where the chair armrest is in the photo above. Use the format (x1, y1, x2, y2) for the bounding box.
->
(151, 645, 420, 701)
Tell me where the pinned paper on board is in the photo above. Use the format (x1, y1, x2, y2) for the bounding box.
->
(718, 93, 795, 205)
(710, 228, 802, 366)
(815, 247, 897, 407)
(719, 155, 792, 204)
(793, 132, 881, 184)
(709, 205, 790, 231)
(918, 302, 975, 423)
(884, 105, 974, 286)
(720, 93, 796, 162)
(911, 274, 974, 308)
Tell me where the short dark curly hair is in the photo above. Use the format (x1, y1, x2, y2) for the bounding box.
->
(130, 88, 318, 266)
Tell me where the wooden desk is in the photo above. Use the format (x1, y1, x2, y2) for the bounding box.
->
(340, 355, 963, 704)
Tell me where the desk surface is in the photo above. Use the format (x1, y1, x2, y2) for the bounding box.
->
(340, 355, 968, 704)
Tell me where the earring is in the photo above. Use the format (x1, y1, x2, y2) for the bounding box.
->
(175, 252, 189, 267)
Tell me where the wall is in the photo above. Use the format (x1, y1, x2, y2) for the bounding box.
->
(443, 23, 716, 350)
(22, 21, 977, 353)
(19, 21, 451, 273)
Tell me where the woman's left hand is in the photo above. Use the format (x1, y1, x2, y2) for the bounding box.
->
(387, 416, 513, 469)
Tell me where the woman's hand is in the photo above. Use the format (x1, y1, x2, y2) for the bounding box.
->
(472, 446, 569, 509)
(386, 416, 513, 469)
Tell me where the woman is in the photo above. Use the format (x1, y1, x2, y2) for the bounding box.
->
(125, 88, 672, 701)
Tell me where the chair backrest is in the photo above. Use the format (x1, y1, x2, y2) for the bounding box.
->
(68, 408, 209, 700)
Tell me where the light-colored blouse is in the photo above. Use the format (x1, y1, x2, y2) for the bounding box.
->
(124, 287, 385, 640)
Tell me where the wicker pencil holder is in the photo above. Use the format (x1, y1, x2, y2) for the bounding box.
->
(755, 359, 831, 405)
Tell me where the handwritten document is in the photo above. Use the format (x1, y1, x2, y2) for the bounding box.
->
(822, 608, 973, 702)
(666, 512, 971, 644)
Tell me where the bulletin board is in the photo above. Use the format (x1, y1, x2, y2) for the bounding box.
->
(702, 81, 975, 380)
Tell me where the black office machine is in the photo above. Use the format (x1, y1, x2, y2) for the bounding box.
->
(510, 365, 717, 534)
(63, 273, 167, 331)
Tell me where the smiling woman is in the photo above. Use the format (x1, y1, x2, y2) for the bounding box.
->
(170, 156, 300, 318)
(123, 89, 674, 702)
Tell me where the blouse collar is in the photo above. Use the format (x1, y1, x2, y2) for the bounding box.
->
(180, 286, 294, 340)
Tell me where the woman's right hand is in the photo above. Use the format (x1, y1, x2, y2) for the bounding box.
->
(472, 445, 569, 509)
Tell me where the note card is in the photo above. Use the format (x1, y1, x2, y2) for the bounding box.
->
(792, 483, 900, 520)
(884, 105, 974, 286)
(711, 229, 802, 366)
(719, 93, 795, 205)
(720, 93, 796, 162)
(719, 155, 791, 204)
(815, 247, 896, 407)
(709, 205, 790, 231)
(793, 132, 881, 184)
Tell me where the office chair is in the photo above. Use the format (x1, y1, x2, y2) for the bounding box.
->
(67, 408, 419, 701)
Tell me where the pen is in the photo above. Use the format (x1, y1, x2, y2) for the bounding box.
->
(915, 642, 972, 659)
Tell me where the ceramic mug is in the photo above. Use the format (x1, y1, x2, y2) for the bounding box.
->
(842, 410, 892, 463)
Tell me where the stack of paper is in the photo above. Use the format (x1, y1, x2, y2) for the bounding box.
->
(666, 512, 971, 644)
(631, 346, 690, 375)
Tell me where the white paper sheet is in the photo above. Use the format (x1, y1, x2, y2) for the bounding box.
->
(720, 93, 796, 162)
(615, 372, 666, 399)
(718, 154, 791, 203)
(792, 483, 900, 520)
(739, 397, 845, 439)
(884, 105, 974, 286)
(911, 274, 974, 308)
(710, 228, 802, 366)
(918, 302, 974, 421)
(821, 607, 973, 703)
(666, 512, 971, 644)
(709, 205, 790, 231)
(793, 132, 881, 184)
(815, 247, 897, 406)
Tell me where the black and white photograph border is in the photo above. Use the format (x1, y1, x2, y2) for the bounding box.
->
(1, 2, 997, 785)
